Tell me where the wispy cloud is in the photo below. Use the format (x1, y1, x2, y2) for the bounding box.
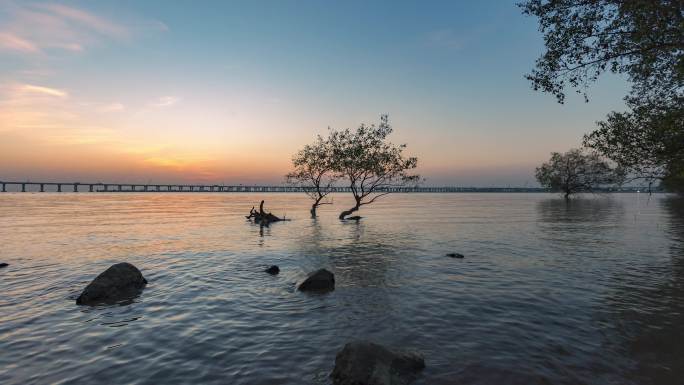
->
(34, 3, 129, 39)
(0, 32, 40, 53)
(151, 96, 180, 108)
(0, 2, 166, 55)
(18, 84, 68, 98)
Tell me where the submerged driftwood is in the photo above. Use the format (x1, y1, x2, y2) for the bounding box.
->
(246, 200, 288, 225)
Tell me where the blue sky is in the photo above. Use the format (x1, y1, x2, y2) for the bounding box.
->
(0, 0, 629, 186)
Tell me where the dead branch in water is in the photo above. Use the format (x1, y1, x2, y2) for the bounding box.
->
(246, 200, 288, 225)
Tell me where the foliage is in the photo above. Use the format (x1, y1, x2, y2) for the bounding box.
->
(327, 115, 420, 219)
(520, 0, 683, 191)
(286, 135, 337, 217)
(519, 0, 683, 105)
(583, 101, 684, 187)
(535, 148, 625, 198)
(662, 167, 684, 192)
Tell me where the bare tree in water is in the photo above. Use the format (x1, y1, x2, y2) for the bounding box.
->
(328, 115, 420, 220)
(286, 136, 337, 218)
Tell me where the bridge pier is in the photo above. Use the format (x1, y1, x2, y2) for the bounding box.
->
(89, 185, 94, 192)
(57, 184, 62, 192)
(118, 185, 122, 192)
(40, 184, 44, 192)
(21, 183, 26, 192)
(1, 183, 4, 192)
(73, 184, 78, 192)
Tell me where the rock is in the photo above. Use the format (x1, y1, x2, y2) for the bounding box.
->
(265, 265, 280, 275)
(0, 263, 8, 268)
(297, 268, 334, 292)
(446, 253, 464, 259)
(330, 341, 425, 385)
(76, 262, 147, 305)
(346, 216, 363, 220)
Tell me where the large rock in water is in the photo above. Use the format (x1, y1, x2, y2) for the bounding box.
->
(331, 341, 425, 385)
(0, 263, 8, 268)
(297, 268, 334, 292)
(76, 263, 147, 305)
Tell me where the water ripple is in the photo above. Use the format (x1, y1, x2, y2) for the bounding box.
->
(0, 193, 682, 384)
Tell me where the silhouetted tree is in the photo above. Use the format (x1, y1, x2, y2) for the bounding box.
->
(286, 136, 337, 218)
(583, 103, 684, 191)
(535, 149, 624, 199)
(520, 0, 683, 191)
(327, 115, 420, 220)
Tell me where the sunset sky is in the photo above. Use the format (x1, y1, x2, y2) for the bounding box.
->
(0, 0, 630, 186)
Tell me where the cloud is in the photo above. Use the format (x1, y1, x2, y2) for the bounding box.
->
(151, 96, 180, 108)
(0, 32, 40, 53)
(19, 84, 68, 98)
(34, 3, 129, 39)
(0, 2, 166, 55)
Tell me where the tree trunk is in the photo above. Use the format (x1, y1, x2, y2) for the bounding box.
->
(311, 196, 324, 218)
(339, 202, 360, 220)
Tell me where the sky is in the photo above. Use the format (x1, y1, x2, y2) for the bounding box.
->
(0, 0, 631, 186)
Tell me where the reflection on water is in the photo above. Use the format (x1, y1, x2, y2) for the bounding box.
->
(0, 193, 682, 384)
(608, 197, 684, 385)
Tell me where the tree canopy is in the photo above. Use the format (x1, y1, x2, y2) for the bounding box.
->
(327, 115, 420, 219)
(286, 115, 419, 220)
(583, 102, 684, 185)
(286, 135, 337, 218)
(519, 0, 683, 105)
(535, 148, 624, 198)
(520, 0, 683, 191)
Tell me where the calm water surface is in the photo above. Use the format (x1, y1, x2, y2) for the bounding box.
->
(1, 193, 683, 385)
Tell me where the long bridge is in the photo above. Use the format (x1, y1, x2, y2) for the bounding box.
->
(0, 181, 546, 193)
(0, 181, 650, 193)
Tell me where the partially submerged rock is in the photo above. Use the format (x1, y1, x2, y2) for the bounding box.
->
(265, 265, 280, 275)
(446, 253, 464, 259)
(297, 268, 334, 292)
(76, 262, 147, 305)
(331, 341, 425, 385)
(0, 263, 8, 268)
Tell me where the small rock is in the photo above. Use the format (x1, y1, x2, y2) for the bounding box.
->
(76, 262, 147, 305)
(0, 263, 8, 268)
(265, 265, 280, 275)
(331, 341, 425, 385)
(446, 253, 464, 259)
(297, 268, 334, 292)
